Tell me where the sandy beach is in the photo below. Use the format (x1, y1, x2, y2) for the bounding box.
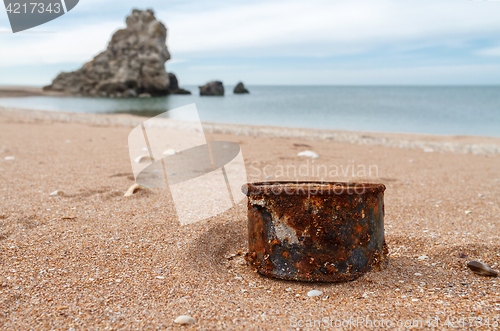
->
(1, 105, 499, 330)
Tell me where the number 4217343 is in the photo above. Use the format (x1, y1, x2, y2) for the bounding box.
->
(6, 2, 62, 14)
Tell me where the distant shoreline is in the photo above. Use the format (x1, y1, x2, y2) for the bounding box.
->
(0, 86, 67, 98)
(2, 85, 500, 98)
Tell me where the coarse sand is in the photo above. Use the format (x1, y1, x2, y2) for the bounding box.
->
(0, 107, 499, 330)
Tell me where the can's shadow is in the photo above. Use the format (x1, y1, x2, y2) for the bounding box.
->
(185, 207, 247, 275)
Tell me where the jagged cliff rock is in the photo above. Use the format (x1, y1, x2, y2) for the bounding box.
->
(233, 82, 249, 94)
(199, 81, 224, 96)
(44, 9, 179, 97)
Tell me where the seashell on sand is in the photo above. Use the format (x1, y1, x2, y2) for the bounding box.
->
(124, 184, 146, 197)
(307, 290, 322, 297)
(297, 150, 319, 159)
(174, 315, 196, 325)
(163, 149, 176, 156)
(467, 261, 498, 277)
(134, 155, 153, 163)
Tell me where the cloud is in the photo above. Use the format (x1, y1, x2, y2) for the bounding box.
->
(159, 0, 500, 57)
(476, 46, 500, 56)
(168, 58, 189, 64)
(1, 0, 500, 66)
(0, 21, 121, 67)
(176, 63, 500, 85)
(1, 0, 500, 85)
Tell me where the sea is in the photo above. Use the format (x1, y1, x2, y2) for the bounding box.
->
(0, 86, 499, 137)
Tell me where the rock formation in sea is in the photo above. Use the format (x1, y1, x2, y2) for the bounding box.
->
(168, 73, 191, 95)
(199, 81, 224, 96)
(44, 9, 188, 97)
(233, 82, 249, 94)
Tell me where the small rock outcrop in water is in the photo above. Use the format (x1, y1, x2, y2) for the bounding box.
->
(233, 82, 249, 94)
(44, 9, 175, 97)
(168, 73, 191, 95)
(199, 81, 224, 96)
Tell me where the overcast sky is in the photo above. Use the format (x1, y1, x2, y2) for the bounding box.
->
(1, 0, 500, 86)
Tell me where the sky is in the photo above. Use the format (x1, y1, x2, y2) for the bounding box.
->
(1, 0, 500, 86)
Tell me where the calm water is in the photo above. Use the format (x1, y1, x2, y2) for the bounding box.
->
(0, 86, 499, 137)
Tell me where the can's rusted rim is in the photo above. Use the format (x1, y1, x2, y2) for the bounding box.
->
(242, 181, 386, 196)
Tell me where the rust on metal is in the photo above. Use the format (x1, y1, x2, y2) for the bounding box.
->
(242, 181, 387, 282)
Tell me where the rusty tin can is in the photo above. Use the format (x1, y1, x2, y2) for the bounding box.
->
(243, 181, 387, 282)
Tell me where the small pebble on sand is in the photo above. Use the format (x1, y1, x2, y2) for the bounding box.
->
(307, 290, 322, 297)
(4, 156, 15, 161)
(418, 255, 428, 261)
(174, 315, 196, 325)
(50, 190, 65, 196)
